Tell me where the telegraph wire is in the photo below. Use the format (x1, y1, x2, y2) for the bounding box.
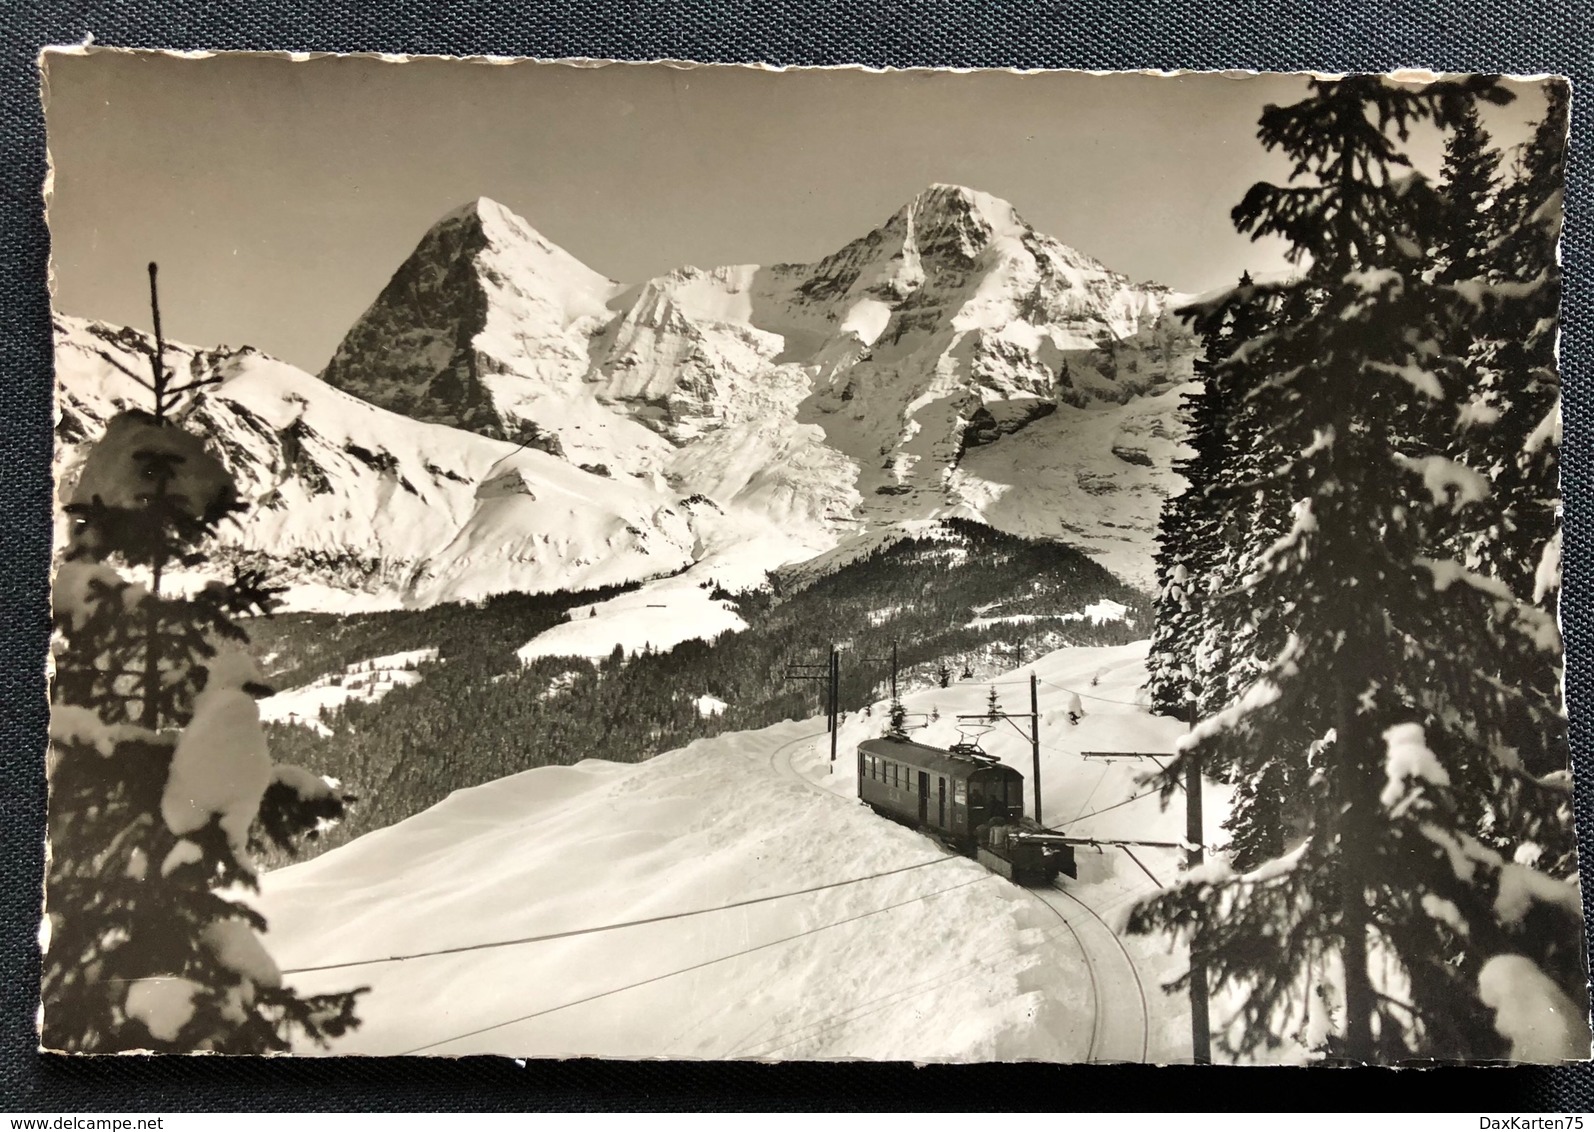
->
(396, 873, 993, 1055)
(281, 853, 961, 976)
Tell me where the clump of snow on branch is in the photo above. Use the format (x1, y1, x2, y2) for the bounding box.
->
(200, 918, 282, 990)
(1177, 637, 1301, 753)
(1379, 723, 1450, 812)
(1416, 557, 1560, 653)
(1366, 361, 1444, 400)
(159, 840, 204, 877)
(1420, 893, 1468, 936)
(1244, 500, 1317, 585)
(1524, 402, 1561, 456)
(48, 705, 159, 758)
(66, 412, 234, 520)
(1494, 864, 1583, 927)
(1534, 529, 1561, 604)
(1393, 454, 1491, 509)
(124, 977, 203, 1043)
(269, 764, 340, 805)
(1478, 955, 1592, 1062)
(160, 647, 272, 857)
(1177, 677, 1282, 752)
(52, 561, 146, 631)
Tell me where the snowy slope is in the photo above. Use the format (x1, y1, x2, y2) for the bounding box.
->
(53, 314, 704, 608)
(257, 642, 1224, 1061)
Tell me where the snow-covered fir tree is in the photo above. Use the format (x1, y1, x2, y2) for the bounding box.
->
(1146, 271, 1299, 870)
(886, 696, 909, 738)
(1433, 103, 1502, 286)
(44, 268, 365, 1052)
(1444, 82, 1568, 796)
(1147, 271, 1278, 722)
(1129, 78, 1585, 1062)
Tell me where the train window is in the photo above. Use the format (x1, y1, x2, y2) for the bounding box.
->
(953, 780, 966, 805)
(868, 754, 877, 780)
(969, 780, 985, 806)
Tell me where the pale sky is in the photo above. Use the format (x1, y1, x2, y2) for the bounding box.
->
(43, 53, 1551, 374)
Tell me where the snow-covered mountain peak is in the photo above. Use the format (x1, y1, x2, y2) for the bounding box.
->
(53, 313, 704, 609)
(318, 197, 623, 443)
(58, 187, 1204, 609)
(895, 182, 1029, 262)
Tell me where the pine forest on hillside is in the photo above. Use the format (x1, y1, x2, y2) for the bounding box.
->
(255, 521, 1146, 858)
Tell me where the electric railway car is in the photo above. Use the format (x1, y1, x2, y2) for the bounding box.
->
(857, 736, 1076, 884)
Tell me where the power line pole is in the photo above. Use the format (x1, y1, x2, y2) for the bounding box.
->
(1030, 672, 1043, 826)
(783, 651, 835, 734)
(1185, 698, 1211, 1064)
(829, 647, 840, 767)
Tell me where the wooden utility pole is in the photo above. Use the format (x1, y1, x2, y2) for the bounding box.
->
(829, 647, 840, 766)
(1029, 672, 1043, 826)
(1184, 696, 1211, 1065)
(783, 649, 838, 763)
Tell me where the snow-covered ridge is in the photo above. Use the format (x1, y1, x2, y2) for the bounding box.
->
(53, 314, 704, 609)
(313, 186, 1199, 592)
(55, 184, 1198, 610)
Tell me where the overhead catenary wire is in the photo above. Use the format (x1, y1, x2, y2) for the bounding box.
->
(1069, 786, 1161, 824)
(396, 873, 994, 1056)
(969, 672, 1147, 707)
(280, 852, 961, 976)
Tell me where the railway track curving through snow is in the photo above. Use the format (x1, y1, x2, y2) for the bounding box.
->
(1024, 879, 1152, 1064)
(763, 723, 1153, 1064)
(767, 727, 828, 790)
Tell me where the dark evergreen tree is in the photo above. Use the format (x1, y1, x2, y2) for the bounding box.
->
(886, 697, 908, 738)
(986, 686, 1001, 723)
(1433, 103, 1502, 285)
(1146, 272, 1271, 720)
(937, 661, 952, 689)
(1446, 83, 1567, 793)
(1128, 78, 1584, 1062)
(44, 267, 365, 1052)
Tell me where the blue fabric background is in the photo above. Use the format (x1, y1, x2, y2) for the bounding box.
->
(2, 0, 1591, 1111)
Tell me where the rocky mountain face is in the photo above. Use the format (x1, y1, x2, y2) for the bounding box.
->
(55, 185, 1199, 608)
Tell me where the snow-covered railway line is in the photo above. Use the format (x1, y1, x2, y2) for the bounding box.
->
(767, 727, 827, 790)
(761, 724, 1149, 1063)
(1025, 879, 1151, 1063)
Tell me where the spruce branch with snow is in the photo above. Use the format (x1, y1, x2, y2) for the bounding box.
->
(1129, 77, 1585, 1063)
(43, 267, 365, 1053)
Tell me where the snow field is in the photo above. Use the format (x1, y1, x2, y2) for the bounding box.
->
(258, 642, 1223, 1062)
(259, 649, 438, 737)
(795, 642, 1226, 1063)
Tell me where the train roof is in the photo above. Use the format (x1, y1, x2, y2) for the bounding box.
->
(858, 736, 1023, 780)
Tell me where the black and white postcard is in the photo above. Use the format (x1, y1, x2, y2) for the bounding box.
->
(39, 53, 1586, 1064)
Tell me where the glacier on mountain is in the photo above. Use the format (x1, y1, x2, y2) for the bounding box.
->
(54, 184, 1199, 608)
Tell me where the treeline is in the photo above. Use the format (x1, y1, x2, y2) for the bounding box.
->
(257, 518, 1145, 861)
(1133, 79, 1581, 1061)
